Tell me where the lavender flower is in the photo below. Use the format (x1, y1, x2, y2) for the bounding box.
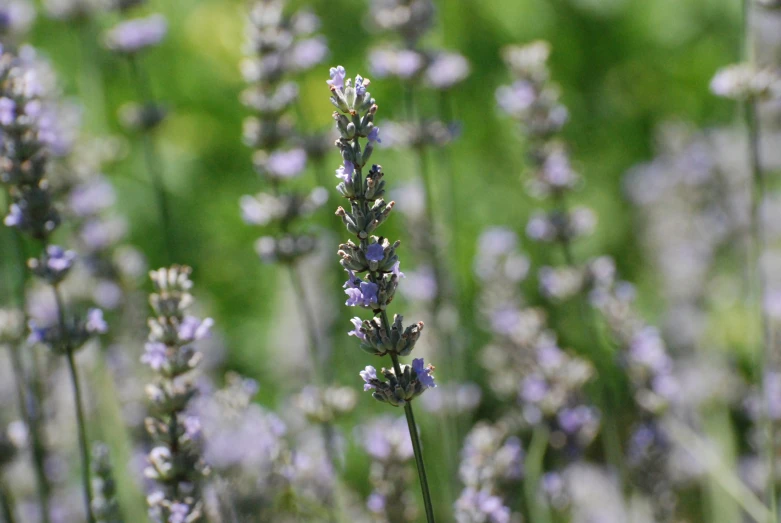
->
(27, 245, 76, 284)
(143, 266, 209, 523)
(103, 14, 167, 54)
(329, 65, 436, 519)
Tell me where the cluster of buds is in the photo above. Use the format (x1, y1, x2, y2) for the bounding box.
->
(588, 257, 677, 415)
(350, 314, 423, 357)
(358, 416, 418, 521)
(367, 0, 469, 91)
(63, 139, 147, 311)
(142, 266, 211, 523)
(0, 45, 109, 354)
(360, 359, 435, 407)
(240, 0, 329, 266)
(473, 228, 600, 455)
(0, 46, 61, 239)
(328, 66, 435, 400)
(454, 422, 523, 523)
(496, 41, 586, 233)
(91, 443, 122, 523)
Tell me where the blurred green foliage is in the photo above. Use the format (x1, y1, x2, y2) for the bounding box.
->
(9, 0, 748, 516)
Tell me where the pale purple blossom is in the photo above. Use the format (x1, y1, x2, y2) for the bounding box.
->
(288, 37, 328, 71)
(348, 317, 366, 340)
(0, 97, 15, 125)
(178, 316, 214, 342)
(412, 358, 436, 389)
(425, 52, 470, 90)
(104, 14, 168, 54)
(264, 148, 307, 179)
(327, 65, 346, 88)
(141, 341, 167, 370)
(335, 160, 354, 183)
(360, 366, 377, 391)
(86, 308, 108, 334)
(366, 243, 384, 261)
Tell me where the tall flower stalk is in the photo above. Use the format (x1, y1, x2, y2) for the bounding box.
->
(710, 5, 781, 512)
(142, 265, 211, 522)
(1, 45, 108, 523)
(368, 0, 471, 376)
(104, 13, 173, 262)
(328, 65, 437, 522)
(497, 40, 625, 480)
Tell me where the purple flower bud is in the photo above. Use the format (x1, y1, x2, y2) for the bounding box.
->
(391, 261, 404, 279)
(327, 65, 346, 89)
(348, 317, 366, 340)
(355, 74, 370, 96)
(45, 245, 76, 273)
(264, 148, 307, 179)
(141, 341, 167, 370)
(366, 243, 384, 262)
(104, 14, 168, 54)
(178, 316, 214, 342)
(368, 126, 382, 143)
(412, 358, 436, 389)
(86, 308, 108, 334)
(335, 161, 354, 183)
(0, 97, 15, 125)
(360, 366, 377, 391)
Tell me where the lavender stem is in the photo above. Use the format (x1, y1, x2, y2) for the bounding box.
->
(0, 476, 15, 523)
(2, 193, 51, 523)
(384, 312, 435, 523)
(51, 282, 95, 523)
(127, 56, 174, 263)
(741, 0, 776, 517)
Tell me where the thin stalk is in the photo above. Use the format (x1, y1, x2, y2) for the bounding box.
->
(742, 0, 776, 514)
(746, 96, 777, 520)
(552, 192, 626, 485)
(126, 56, 174, 263)
(383, 313, 435, 523)
(287, 263, 326, 374)
(0, 476, 15, 523)
(51, 282, 95, 523)
(1, 192, 51, 523)
(280, 211, 339, 523)
(76, 21, 109, 131)
(354, 142, 435, 521)
(524, 425, 552, 523)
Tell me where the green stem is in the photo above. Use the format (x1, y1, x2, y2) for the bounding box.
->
(0, 474, 15, 523)
(553, 193, 626, 485)
(524, 425, 552, 523)
(742, 0, 776, 515)
(126, 56, 174, 263)
(2, 192, 51, 523)
(52, 283, 95, 523)
(383, 313, 435, 523)
(746, 95, 777, 521)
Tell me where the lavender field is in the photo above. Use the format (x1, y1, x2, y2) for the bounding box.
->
(0, 0, 778, 521)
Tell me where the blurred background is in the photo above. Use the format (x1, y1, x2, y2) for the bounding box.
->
(2, 0, 780, 521)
